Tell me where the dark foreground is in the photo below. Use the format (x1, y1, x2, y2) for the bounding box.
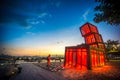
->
(8, 60, 120, 80)
(57, 60, 120, 80)
(36, 60, 120, 80)
(10, 63, 67, 80)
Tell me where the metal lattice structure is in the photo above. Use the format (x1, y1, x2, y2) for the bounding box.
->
(64, 22, 105, 70)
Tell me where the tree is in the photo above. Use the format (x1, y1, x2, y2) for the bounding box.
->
(94, 0, 120, 25)
(105, 40, 119, 52)
(118, 45, 120, 52)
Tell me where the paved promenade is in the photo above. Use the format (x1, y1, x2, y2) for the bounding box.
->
(11, 63, 66, 80)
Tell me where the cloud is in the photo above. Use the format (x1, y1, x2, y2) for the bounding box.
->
(27, 16, 46, 25)
(27, 12, 51, 26)
(24, 26, 32, 29)
(55, 1, 61, 7)
(38, 12, 52, 18)
(0, 0, 55, 29)
(0, 0, 51, 28)
(27, 19, 40, 25)
(50, 0, 61, 8)
(31, 21, 40, 24)
(40, 20, 45, 24)
(82, 9, 90, 20)
(38, 13, 48, 18)
(0, 0, 30, 27)
(26, 32, 36, 35)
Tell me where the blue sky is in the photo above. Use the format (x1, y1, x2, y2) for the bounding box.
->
(0, 0, 120, 56)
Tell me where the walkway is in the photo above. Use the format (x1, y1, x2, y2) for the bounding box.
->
(12, 63, 66, 80)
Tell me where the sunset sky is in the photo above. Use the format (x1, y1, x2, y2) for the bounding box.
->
(0, 0, 120, 56)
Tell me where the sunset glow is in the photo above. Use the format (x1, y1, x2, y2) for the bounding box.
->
(0, 0, 120, 56)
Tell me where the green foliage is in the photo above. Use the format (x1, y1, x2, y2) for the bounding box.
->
(94, 0, 120, 25)
(105, 40, 120, 52)
(118, 46, 120, 52)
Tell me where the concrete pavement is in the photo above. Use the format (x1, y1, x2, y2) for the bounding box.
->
(11, 63, 66, 80)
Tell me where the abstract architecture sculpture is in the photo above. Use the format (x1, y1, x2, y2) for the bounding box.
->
(64, 22, 105, 70)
